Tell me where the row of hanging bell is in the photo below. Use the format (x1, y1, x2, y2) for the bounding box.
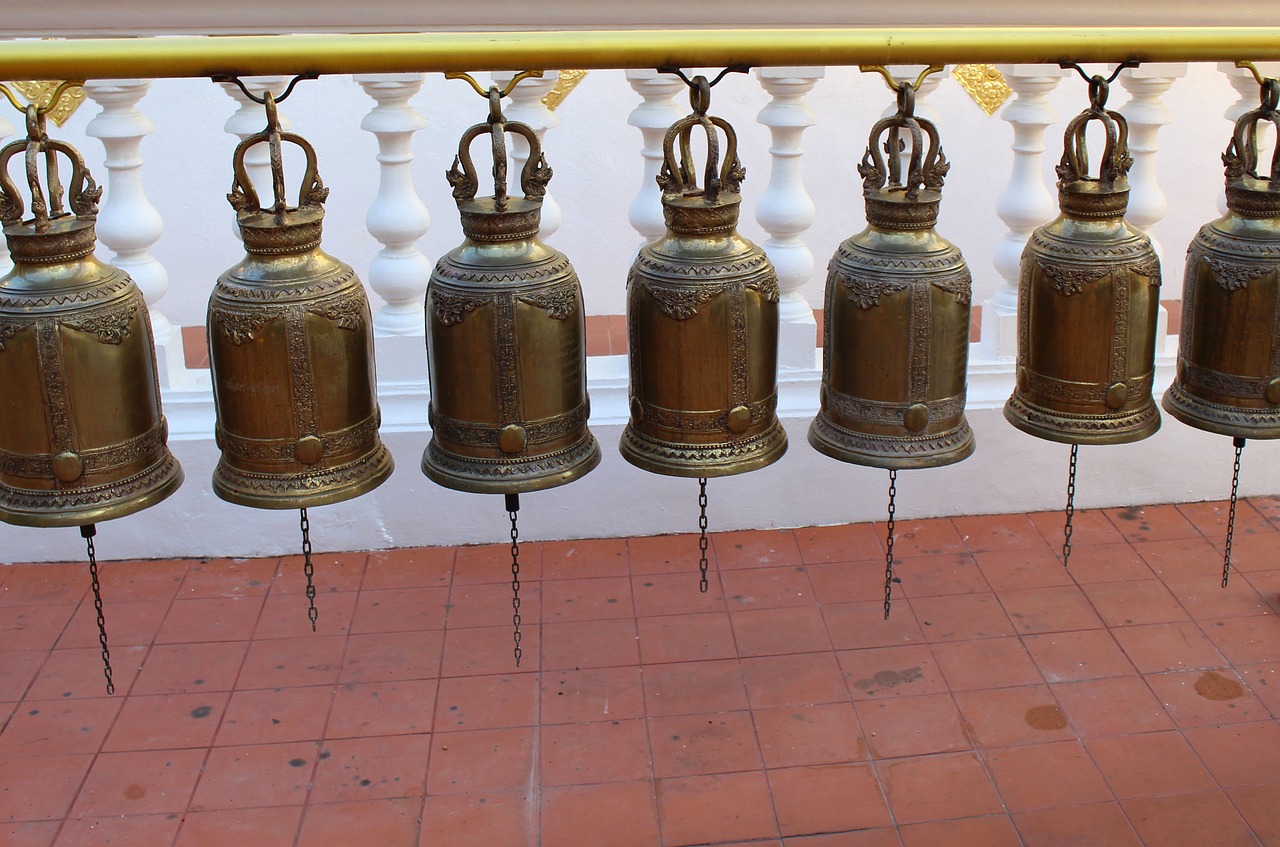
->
(809, 66, 974, 618)
(0, 91, 184, 694)
(620, 69, 787, 592)
(1164, 67, 1280, 585)
(1006, 66, 1163, 567)
(207, 82, 394, 629)
(422, 73, 600, 664)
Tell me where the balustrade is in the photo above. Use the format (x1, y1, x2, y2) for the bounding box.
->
(0, 52, 1269, 559)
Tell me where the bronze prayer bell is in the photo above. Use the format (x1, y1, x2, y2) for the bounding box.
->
(0, 104, 183, 527)
(1164, 73, 1280, 438)
(208, 92, 394, 509)
(1006, 72, 1162, 445)
(620, 73, 787, 477)
(810, 74, 974, 469)
(422, 81, 600, 494)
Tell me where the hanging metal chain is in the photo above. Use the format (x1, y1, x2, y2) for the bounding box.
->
(300, 508, 318, 632)
(697, 477, 710, 593)
(1222, 437, 1246, 588)
(506, 493, 523, 667)
(883, 469, 898, 620)
(1062, 444, 1078, 568)
(81, 524, 114, 696)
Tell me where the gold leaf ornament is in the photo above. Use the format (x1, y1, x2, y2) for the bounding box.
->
(951, 65, 1012, 116)
(542, 70, 588, 112)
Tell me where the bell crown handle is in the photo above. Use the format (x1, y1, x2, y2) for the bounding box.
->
(445, 73, 552, 212)
(1056, 65, 1136, 188)
(227, 91, 328, 219)
(858, 79, 949, 201)
(656, 70, 747, 203)
(0, 103, 101, 230)
(1224, 73, 1280, 189)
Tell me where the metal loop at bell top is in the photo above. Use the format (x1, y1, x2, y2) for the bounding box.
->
(445, 71, 550, 211)
(1227, 66, 1280, 186)
(220, 74, 326, 218)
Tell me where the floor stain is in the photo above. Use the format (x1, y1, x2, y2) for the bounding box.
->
(1194, 670, 1244, 701)
(122, 784, 147, 800)
(852, 667, 923, 694)
(1025, 704, 1068, 730)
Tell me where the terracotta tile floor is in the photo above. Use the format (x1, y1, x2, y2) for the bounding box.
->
(1, 499, 1279, 846)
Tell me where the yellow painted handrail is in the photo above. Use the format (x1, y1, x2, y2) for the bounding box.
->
(0, 27, 1279, 80)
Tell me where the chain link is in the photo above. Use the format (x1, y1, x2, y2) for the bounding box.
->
(1062, 444, 1078, 568)
(697, 477, 710, 594)
(82, 525, 114, 696)
(1222, 437, 1246, 588)
(508, 497, 523, 668)
(300, 508, 318, 631)
(883, 470, 898, 620)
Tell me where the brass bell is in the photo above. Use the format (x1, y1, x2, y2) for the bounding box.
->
(1005, 65, 1161, 565)
(422, 77, 600, 496)
(0, 94, 184, 693)
(208, 81, 394, 627)
(1164, 65, 1280, 585)
(423, 72, 601, 665)
(810, 67, 973, 471)
(810, 66, 972, 618)
(621, 71, 787, 477)
(210, 90, 393, 509)
(620, 68, 786, 593)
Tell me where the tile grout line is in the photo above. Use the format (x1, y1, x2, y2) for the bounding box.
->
(417, 541, 457, 847)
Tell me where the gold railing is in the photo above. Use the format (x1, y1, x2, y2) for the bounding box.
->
(0, 27, 1279, 80)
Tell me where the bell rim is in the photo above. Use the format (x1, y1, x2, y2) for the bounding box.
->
(1162, 383, 1280, 440)
(0, 453, 184, 529)
(421, 435, 601, 496)
(806, 416, 975, 470)
(618, 423, 788, 479)
(212, 444, 394, 510)
(1003, 395, 1161, 445)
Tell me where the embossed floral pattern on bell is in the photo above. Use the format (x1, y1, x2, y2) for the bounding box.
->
(423, 79, 600, 494)
(0, 102, 182, 527)
(809, 71, 974, 470)
(208, 90, 393, 509)
(621, 71, 787, 477)
(1005, 70, 1162, 445)
(1165, 72, 1280, 438)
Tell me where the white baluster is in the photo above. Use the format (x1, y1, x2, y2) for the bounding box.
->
(492, 70, 562, 239)
(220, 76, 293, 233)
(83, 79, 171, 337)
(1119, 64, 1185, 353)
(1218, 62, 1280, 215)
(981, 65, 1069, 361)
(626, 69, 686, 246)
(355, 73, 432, 337)
(0, 111, 11, 275)
(1118, 64, 1187, 267)
(755, 66, 825, 371)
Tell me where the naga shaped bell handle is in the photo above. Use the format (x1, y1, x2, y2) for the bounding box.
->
(227, 89, 328, 219)
(857, 67, 949, 202)
(656, 71, 745, 203)
(1224, 68, 1280, 190)
(1056, 64, 1136, 190)
(0, 101, 101, 229)
(445, 73, 551, 212)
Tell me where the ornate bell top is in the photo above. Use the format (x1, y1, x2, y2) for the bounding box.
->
(0, 105, 102, 266)
(1056, 75, 1133, 220)
(1223, 76, 1280, 218)
(446, 86, 551, 245)
(228, 93, 329, 256)
(656, 75, 746, 237)
(858, 81, 949, 231)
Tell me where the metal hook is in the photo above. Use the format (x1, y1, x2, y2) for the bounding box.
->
(212, 73, 318, 105)
(860, 64, 945, 94)
(659, 66, 750, 91)
(0, 80, 85, 120)
(1236, 60, 1269, 88)
(446, 70, 544, 100)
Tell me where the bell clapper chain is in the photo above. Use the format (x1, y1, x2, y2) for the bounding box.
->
(880, 470, 901, 624)
(1222, 437, 1246, 587)
(81, 525, 115, 696)
(299, 508, 318, 631)
(697, 478, 710, 593)
(505, 493, 523, 667)
(1061, 444, 1078, 568)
